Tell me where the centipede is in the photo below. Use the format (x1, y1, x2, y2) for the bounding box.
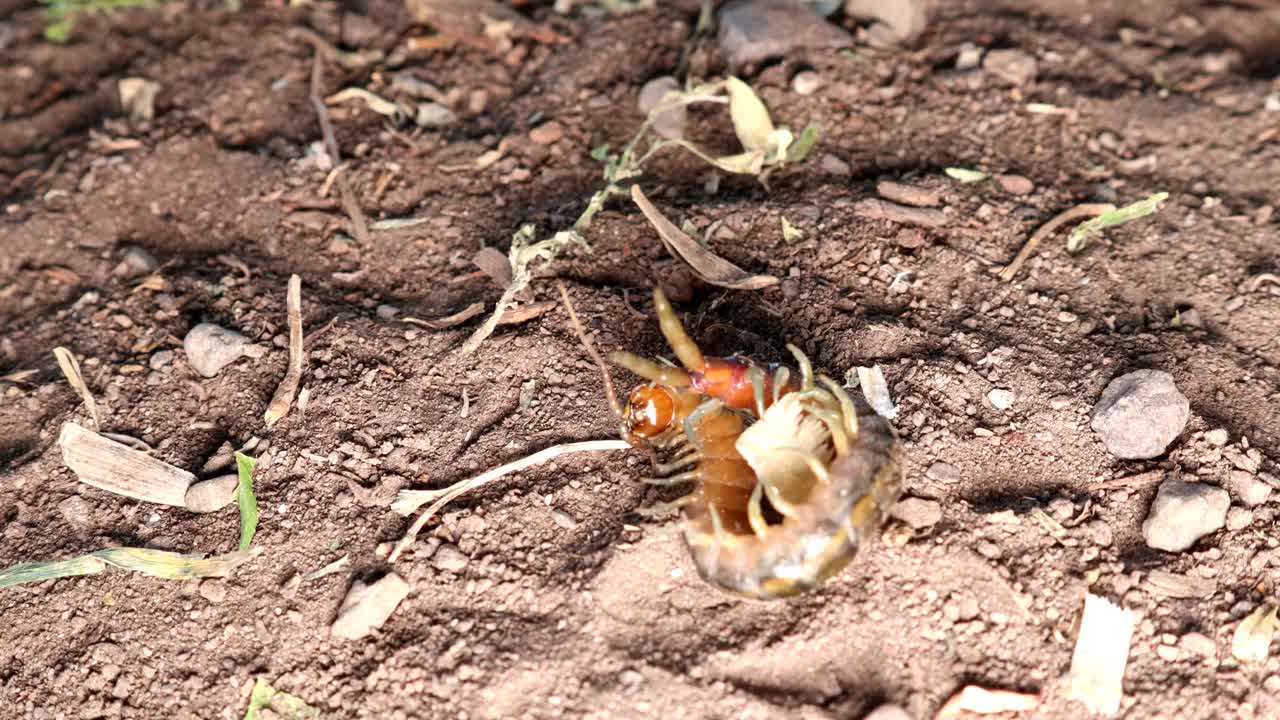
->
(560, 284, 904, 600)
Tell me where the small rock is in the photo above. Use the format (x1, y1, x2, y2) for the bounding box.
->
(529, 121, 564, 145)
(331, 573, 411, 641)
(201, 442, 235, 475)
(845, 0, 928, 48)
(198, 579, 227, 604)
(637, 76, 686, 140)
(976, 540, 1002, 560)
(1226, 506, 1253, 531)
(183, 323, 249, 378)
(1264, 675, 1280, 694)
(988, 388, 1015, 410)
(1141, 478, 1229, 552)
(375, 304, 399, 320)
(148, 350, 173, 371)
(184, 474, 239, 513)
(1204, 428, 1230, 447)
(1091, 370, 1190, 459)
(112, 247, 158, 278)
(415, 102, 455, 128)
(994, 174, 1034, 195)
(717, 0, 852, 67)
(890, 497, 942, 529)
(820, 153, 851, 176)
(877, 180, 940, 207)
(58, 495, 93, 528)
(1178, 632, 1216, 658)
(863, 705, 912, 720)
(791, 70, 824, 96)
(982, 48, 1038, 85)
(1175, 308, 1202, 328)
(955, 42, 983, 70)
(1227, 470, 1271, 507)
(550, 509, 578, 530)
(926, 461, 961, 483)
(1155, 644, 1180, 662)
(432, 544, 469, 573)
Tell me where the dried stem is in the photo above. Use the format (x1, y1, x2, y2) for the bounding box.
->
(264, 275, 304, 427)
(998, 203, 1115, 282)
(556, 281, 622, 417)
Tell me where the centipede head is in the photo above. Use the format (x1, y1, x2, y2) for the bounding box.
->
(624, 383, 676, 439)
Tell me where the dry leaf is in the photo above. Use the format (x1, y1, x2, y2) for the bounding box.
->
(53, 347, 99, 430)
(1231, 602, 1278, 663)
(59, 422, 195, 506)
(725, 76, 775, 153)
(496, 301, 556, 326)
(473, 247, 513, 286)
(630, 185, 777, 290)
(1064, 594, 1134, 716)
(936, 686, 1041, 719)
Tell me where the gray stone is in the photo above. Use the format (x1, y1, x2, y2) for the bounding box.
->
(1178, 632, 1217, 658)
(955, 42, 983, 71)
(184, 474, 239, 513)
(183, 323, 249, 378)
(983, 48, 1038, 85)
(1227, 470, 1271, 507)
(1091, 370, 1190, 459)
(637, 76, 686, 141)
(717, 0, 852, 67)
(58, 495, 93, 528)
(988, 388, 1015, 410)
(1226, 506, 1253, 531)
(331, 573, 411, 641)
(432, 544, 469, 573)
(1204, 428, 1230, 446)
(1141, 478, 1228, 552)
(845, 0, 928, 47)
(925, 461, 961, 483)
(148, 350, 174, 370)
(415, 102, 455, 128)
(791, 70, 824, 96)
(890, 497, 941, 529)
(113, 247, 158, 278)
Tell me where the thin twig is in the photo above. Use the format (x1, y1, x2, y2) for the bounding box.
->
(338, 176, 370, 247)
(998, 203, 1115, 282)
(264, 275, 304, 427)
(557, 281, 622, 417)
(308, 49, 340, 166)
(387, 439, 631, 562)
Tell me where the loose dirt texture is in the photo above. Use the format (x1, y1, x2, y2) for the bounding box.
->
(2, 1, 1280, 718)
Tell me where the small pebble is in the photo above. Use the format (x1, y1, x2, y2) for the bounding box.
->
(820, 153, 851, 176)
(1264, 676, 1280, 694)
(890, 497, 942, 529)
(415, 102, 455, 128)
(331, 573, 411, 641)
(112, 247, 158, 278)
(988, 388, 1015, 410)
(183, 323, 249, 378)
(1142, 478, 1229, 552)
(1091, 370, 1190, 459)
(184, 474, 239, 513)
(716, 0, 852, 66)
(994, 174, 1034, 195)
(198, 579, 227, 604)
(637, 76, 686, 140)
(58, 495, 93, 528)
(1177, 632, 1216, 658)
(1226, 506, 1253, 531)
(1227, 470, 1271, 507)
(982, 48, 1038, 85)
(148, 350, 174, 371)
(791, 70, 824, 96)
(1204, 428, 1230, 446)
(432, 544, 469, 573)
(376, 304, 399, 320)
(550, 509, 578, 530)
(955, 42, 983, 70)
(863, 705, 912, 720)
(529, 121, 564, 145)
(1155, 644, 1180, 662)
(926, 461, 961, 484)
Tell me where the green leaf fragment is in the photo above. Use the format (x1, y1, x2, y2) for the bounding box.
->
(235, 451, 259, 552)
(786, 123, 821, 163)
(243, 678, 320, 720)
(0, 548, 252, 589)
(1066, 192, 1168, 254)
(0, 555, 106, 588)
(945, 167, 989, 184)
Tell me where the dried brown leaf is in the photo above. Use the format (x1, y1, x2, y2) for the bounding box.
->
(403, 302, 485, 330)
(59, 422, 194, 506)
(630, 185, 778, 290)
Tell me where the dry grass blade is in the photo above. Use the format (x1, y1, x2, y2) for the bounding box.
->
(631, 185, 778, 290)
(402, 302, 485, 330)
(1, 368, 39, 384)
(264, 275, 304, 428)
(59, 422, 194, 506)
(388, 439, 631, 562)
(53, 346, 99, 430)
(496, 300, 557, 326)
(998, 203, 1115, 282)
(1064, 594, 1134, 716)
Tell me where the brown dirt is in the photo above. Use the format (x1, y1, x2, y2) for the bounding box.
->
(2, 1, 1280, 718)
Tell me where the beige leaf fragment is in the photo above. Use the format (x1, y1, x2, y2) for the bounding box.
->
(1231, 602, 1278, 663)
(59, 422, 194, 506)
(631, 185, 777, 290)
(725, 76, 775, 153)
(53, 346, 99, 430)
(1064, 594, 1134, 716)
(935, 686, 1041, 719)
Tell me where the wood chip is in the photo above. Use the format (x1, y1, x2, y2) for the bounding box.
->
(59, 422, 194, 506)
(495, 300, 556, 326)
(876, 180, 941, 207)
(1064, 594, 1134, 717)
(473, 246, 512, 286)
(1143, 569, 1216, 599)
(631, 184, 778, 290)
(853, 198, 947, 227)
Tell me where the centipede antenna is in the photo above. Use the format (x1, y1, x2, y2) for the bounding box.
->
(747, 482, 769, 539)
(786, 343, 815, 389)
(653, 287, 707, 372)
(773, 366, 791, 404)
(609, 351, 693, 387)
(558, 282, 624, 419)
(747, 365, 768, 418)
(817, 375, 860, 439)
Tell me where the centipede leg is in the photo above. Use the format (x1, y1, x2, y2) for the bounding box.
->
(641, 469, 703, 486)
(746, 482, 769, 539)
(772, 366, 791, 404)
(636, 495, 696, 518)
(682, 398, 724, 450)
(652, 287, 707, 372)
(747, 365, 768, 418)
(817, 375, 860, 439)
(653, 448, 701, 475)
(807, 406, 850, 456)
(786, 343, 815, 389)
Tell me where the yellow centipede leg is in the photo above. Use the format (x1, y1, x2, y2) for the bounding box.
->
(817, 375, 860, 439)
(682, 398, 723, 451)
(747, 365, 768, 418)
(759, 474, 800, 517)
(785, 343, 814, 389)
(654, 449, 700, 475)
(609, 351, 692, 387)
(637, 495, 696, 518)
(747, 482, 769, 539)
(642, 469, 703, 486)
(653, 287, 706, 372)
(772, 366, 791, 403)
(808, 407, 850, 457)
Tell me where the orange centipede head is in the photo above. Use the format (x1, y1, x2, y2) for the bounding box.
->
(624, 384, 676, 439)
